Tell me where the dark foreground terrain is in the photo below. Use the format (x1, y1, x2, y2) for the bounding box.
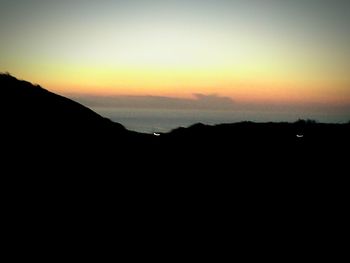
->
(2, 73, 349, 183)
(1, 74, 348, 253)
(2, 73, 349, 171)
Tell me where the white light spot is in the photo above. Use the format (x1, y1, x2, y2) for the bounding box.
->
(153, 132, 161, 136)
(296, 134, 304, 138)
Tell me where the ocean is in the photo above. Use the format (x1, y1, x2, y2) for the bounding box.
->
(91, 107, 349, 134)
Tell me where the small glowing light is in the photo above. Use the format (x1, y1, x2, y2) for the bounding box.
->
(153, 132, 161, 136)
(296, 134, 304, 138)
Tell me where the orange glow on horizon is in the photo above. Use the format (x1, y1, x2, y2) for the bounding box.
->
(1, 0, 350, 112)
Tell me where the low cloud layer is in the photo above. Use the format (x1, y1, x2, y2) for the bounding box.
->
(73, 94, 235, 110)
(70, 93, 350, 122)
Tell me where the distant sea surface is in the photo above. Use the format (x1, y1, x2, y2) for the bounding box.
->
(92, 107, 349, 133)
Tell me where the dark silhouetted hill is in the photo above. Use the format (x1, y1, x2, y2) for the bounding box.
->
(2, 74, 348, 251)
(1, 73, 126, 134)
(1, 73, 157, 161)
(2, 73, 349, 173)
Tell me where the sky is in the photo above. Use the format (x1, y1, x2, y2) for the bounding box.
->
(1, 0, 350, 119)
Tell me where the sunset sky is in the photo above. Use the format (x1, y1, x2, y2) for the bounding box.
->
(1, 0, 350, 111)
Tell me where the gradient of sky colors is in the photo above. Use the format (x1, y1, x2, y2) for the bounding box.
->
(1, 0, 350, 109)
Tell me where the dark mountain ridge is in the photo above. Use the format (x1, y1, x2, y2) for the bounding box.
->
(1, 73, 157, 162)
(2, 73, 349, 164)
(2, 73, 349, 197)
(1, 73, 126, 132)
(2, 73, 348, 249)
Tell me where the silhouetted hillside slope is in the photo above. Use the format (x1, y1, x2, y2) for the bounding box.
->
(2, 73, 349, 171)
(1, 73, 126, 133)
(161, 120, 350, 176)
(2, 74, 348, 246)
(1, 74, 156, 156)
(166, 120, 350, 151)
(1, 73, 159, 179)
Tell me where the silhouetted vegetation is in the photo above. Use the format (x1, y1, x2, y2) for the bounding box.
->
(2, 73, 349, 243)
(2, 73, 349, 201)
(2, 73, 349, 165)
(295, 119, 318, 124)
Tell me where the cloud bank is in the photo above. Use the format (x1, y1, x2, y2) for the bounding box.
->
(73, 94, 235, 110)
